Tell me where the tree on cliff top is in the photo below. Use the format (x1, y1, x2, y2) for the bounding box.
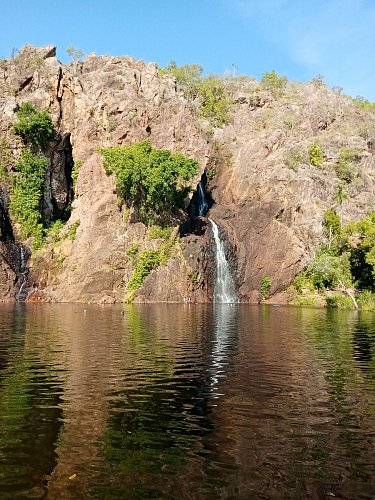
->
(100, 141, 198, 223)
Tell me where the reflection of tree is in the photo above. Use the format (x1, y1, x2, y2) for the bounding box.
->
(303, 308, 375, 491)
(352, 314, 375, 376)
(0, 306, 63, 497)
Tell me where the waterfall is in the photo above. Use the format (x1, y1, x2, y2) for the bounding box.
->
(209, 219, 237, 303)
(197, 182, 208, 217)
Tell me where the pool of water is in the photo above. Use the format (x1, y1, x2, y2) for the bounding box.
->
(0, 303, 374, 498)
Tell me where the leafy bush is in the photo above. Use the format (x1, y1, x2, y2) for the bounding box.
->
(100, 141, 198, 224)
(261, 70, 288, 96)
(46, 219, 65, 243)
(159, 61, 203, 94)
(68, 219, 80, 240)
(309, 143, 324, 168)
(294, 211, 375, 307)
(323, 209, 341, 237)
(260, 276, 271, 299)
(159, 62, 231, 127)
(284, 148, 305, 171)
(12, 103, 53, 149)
(353, 96, 375, 112)
(335, 148, 360, 183)
(311, 251, 353, 289)
(147, 225, 173, 240)
(197, 77, 231, 127)
(127, 243, 140, 257)
(325, 293, 354, 309)
(10, 150, 48, 239)
(0, 139, 14, 180)
(127, 250, 162, 291)
(356, 290, 375, 311)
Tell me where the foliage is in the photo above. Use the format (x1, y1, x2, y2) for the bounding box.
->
(310, 74, 326, 88)
(127, 243, 140, 257)
(71, 160, 82, 191)
(159, 60, 203, 91)
(66, 46, 84, 63)
(294, 211, 375, 308)
(12, 103, 53, 149)
(353, 96, 375, 112)
(68, 219, 80, 240)
(356, 290, 375, 311)
(10, 150, 48, 240)
(335, 183, 348, 206)
(127, 249, 162, 291)
(45, 219, 65, 243)
(100, 141, 198, 224)
(107, 116, 117, 132)
(197, 77, 231, 127)
(147, 225, 173, 240)
(293, 270, 316, 293)
(345, 212, 375, 289)
(189, 272, 199, 285)
(260, 276, 271, 299)
(284, 148, 305, 171)
(335, 148, 360, 183)
(0, 139, 14, 180)
(159, 61, 231, 127)
(310, 251, 353, 289)
(323, 209, 341, 237)
(309, 143, 324, 168)
(325, 293, 354, 309)
(261, 70, 288, 96)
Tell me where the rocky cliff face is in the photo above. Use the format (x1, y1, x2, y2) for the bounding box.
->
(0, 46, 374, 303)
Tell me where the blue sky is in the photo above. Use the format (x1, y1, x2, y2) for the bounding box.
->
(1, 0, 374, 100)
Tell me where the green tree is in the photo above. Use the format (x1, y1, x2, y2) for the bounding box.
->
(309, 143, 324, 168)
(100, 141, 198, 223)
(159, 60, 203, 90)
(261, 70, 288, 96)
(197, 77, 231, 126)
(159, 62, 231, 126)
(66, 46, 84, 63)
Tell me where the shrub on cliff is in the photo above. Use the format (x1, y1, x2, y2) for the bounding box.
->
(261, 70, 288, 96)
(100, 141, 198, 223)
(10, 150, 48, 242)
(159, 62, 231, 126)
(12, 102, 53, 150)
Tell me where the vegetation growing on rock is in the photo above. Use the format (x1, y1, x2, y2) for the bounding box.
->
(100, 141, 198, 224)
(159, 61, 231, 127)
(9, 150, 48, 244)
(12, 102, 53, 149)
(8, 103, 55, 248)
(261, 70, 288, 97)
(292, 210, 375, 309)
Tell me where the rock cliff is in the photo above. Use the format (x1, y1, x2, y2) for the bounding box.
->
(0, 46, 374, 303)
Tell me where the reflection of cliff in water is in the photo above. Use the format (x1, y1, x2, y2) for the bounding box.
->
(0, 304, 374, 499)
(94, 304, 239, 498)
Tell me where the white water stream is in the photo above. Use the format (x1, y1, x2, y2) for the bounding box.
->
(209, 219, 237, 303)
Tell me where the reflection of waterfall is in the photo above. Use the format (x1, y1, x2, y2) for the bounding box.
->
(15, 245, 30, 302)
(209, 219, 237, 303)
(198, 182, 208, 217)
(209, 304, 238, 396)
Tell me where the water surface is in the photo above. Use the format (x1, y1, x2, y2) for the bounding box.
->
(0, 304, 374, 498)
